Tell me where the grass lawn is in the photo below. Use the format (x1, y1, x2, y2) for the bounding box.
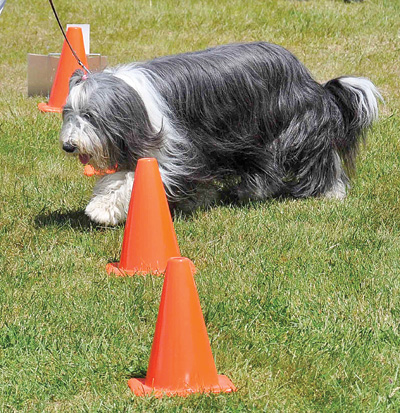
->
(1, 0, 400, 410)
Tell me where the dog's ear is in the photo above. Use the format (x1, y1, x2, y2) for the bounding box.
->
(69, 69, 85, 90)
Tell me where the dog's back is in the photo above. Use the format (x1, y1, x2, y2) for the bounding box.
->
(134, 42, 380, 199)
(139, 42, 322, 146)
(136, 43, 328, 182)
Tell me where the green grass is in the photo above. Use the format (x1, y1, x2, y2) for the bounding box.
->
(1, 0, 400, 410)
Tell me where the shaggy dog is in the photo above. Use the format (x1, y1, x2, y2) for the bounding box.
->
(60, 41, 380, 225)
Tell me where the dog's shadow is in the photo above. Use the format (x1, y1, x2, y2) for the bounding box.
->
(34, 195, 280, 231)
(170, 195, 278, 220)
(34, 208, 112, 231)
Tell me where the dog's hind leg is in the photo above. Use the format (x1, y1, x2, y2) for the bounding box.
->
(321, 152, 348, 200)
(168, 182, 222, 214)
(235, 170, 284, 203)
(280, 113, 349, 199)
(85, 171, 134, 226)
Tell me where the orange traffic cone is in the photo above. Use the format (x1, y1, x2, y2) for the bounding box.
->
(106, 158, 181, 276)
(128, 257, 237, 397)
(38, 26, 88, 113)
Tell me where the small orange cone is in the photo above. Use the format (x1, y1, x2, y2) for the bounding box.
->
(83, 164, 117, 177)
(128, 257, 237, 397)
(106, 158, 181, 276)
(38, 26, 88, 113)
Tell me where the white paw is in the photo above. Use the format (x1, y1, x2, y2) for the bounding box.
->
(85, 197, 126, 226)
(85, 171, 134, 226)
(324, 180, 348, 200)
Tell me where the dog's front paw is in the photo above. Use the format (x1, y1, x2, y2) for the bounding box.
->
(85, 171, 134, 226)
(85, 196, 127, 226)
(85, 172, 134, 226)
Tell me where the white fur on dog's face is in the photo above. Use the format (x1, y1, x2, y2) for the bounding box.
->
(60, 82, 109, 170)
(61, 69, 166, 173)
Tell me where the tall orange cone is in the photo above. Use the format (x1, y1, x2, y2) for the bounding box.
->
(128, 257, 237, 397)
(106, 158, 181, 276)
(38, 26, 88, 113)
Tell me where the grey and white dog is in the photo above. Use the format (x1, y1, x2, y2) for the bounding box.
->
(60, 42, 381, 225)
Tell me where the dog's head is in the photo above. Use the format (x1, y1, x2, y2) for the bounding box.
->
(60, 69, 163, 171)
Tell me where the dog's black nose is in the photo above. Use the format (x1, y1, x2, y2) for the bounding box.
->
(62, 142, 77, 153)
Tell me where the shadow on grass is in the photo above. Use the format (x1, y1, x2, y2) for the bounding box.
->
(34, 197, 280, 230)
(126, 366, 147, 380)
(170, 195, 282, 221)
(34, 208, 113, 231)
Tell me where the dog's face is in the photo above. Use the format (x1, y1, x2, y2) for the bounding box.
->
(60, 70, 163, 171)
(60, 71, 110, 170)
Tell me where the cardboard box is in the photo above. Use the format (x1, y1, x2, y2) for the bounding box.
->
(27, 53, 108, 97)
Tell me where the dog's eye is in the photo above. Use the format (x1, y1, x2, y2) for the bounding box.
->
(83, 113, 93, 122)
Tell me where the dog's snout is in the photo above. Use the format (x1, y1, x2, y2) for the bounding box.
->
(62, 141, 77, 153)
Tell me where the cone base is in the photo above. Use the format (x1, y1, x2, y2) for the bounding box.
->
(128, 375, 237, 398)
(106, 262, 163, 277)
(106, 261, 196, 277)
(38, 102, 63, 113)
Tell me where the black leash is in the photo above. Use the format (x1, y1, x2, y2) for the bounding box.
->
(48, 0, 91, 74)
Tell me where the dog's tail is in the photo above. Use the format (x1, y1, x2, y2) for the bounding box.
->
(324, 76, 382, 173)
